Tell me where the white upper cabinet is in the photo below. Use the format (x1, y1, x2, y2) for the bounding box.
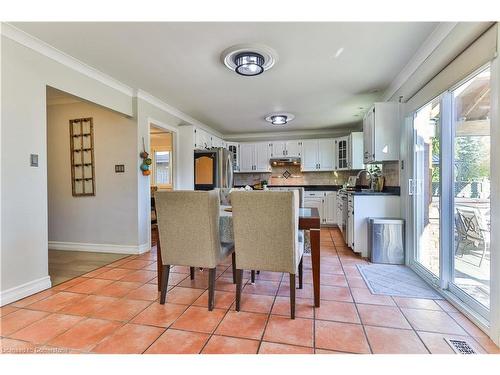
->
(335, 132, 364, 170)
(285, 141, 301, 157)
(255, 142, 271, 172)
(194, 128, 212, 150)
(335, 136, 349, 170)
(317, 139, 335, 171)
(271, 141, 287, 157)
(211, 136, 224, 148)
(238, 142, 271, 173)
(301, 139, 335, 172)
(226, 142, 240, 172)
(301, 139, 320, 171)
(363, 102, 400, 163)
(239, 143, 254, 172)
(270, 141, 301, 157)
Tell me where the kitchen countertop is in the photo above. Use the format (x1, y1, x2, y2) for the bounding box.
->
(234, 184, 400, 195)
(347, 190, 400, 196)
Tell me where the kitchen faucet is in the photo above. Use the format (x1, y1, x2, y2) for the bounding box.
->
(356, 169, 373, 190)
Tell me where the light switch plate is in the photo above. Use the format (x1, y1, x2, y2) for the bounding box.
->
(30, 154, 39, 167)
(115, 164, 125, 173)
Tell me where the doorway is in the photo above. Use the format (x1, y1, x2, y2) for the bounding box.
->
(46, 87, 135, 285)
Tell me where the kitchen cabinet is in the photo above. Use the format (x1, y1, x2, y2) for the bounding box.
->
(304, 191, 337, 226)
(347, 193, 400, 257)
(335, 132, 364, 170)
(363, 102, 400, 163)
(211, 136, 224, 148)
(301, 139, 335, 172)
(238, 142, 271, 173)
(194, 128, 212, 150)
(226, 142, 240, 172)
(324, 192, 337, 225)
(271, 141, 301, 157)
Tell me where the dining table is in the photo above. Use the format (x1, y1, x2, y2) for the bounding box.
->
(156, 205, 322, 307)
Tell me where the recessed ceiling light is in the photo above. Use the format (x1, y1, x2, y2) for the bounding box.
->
(334, 47, 344, 58)
(265, 113, 295, 125)
(221, 44, 278, 77)
(234, 52, 265, 76)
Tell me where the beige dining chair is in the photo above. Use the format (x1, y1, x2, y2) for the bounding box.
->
(154, 190, 235, 310)
(231, 190, 304, 319)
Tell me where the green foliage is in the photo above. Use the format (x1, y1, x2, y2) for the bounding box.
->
(455, 136, 489, 182)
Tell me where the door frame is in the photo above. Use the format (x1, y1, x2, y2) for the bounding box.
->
(404, 61, 499, 344)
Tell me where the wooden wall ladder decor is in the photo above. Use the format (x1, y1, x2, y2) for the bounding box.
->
(69, 117, 96, 196)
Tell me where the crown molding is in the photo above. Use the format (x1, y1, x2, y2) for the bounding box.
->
(1, 22, 135, 97)
(383, 22, 458, 102)
(136, 89, 224, 138)
(1, 23, 224, 138)
(223, 125, 361, 142)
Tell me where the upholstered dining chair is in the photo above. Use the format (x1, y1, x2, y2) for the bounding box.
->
(154, 190, 235, 310)
(231, 190, 304, 319)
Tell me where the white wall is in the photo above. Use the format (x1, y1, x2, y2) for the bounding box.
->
(47, 101, 138, 247)
(0, 35, 135, 304)
(0, 30, 221, 305)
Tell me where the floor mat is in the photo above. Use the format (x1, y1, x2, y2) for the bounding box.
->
(357, 264, 443, 300)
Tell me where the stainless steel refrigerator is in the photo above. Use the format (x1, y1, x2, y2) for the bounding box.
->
(194, 148, 234, 190)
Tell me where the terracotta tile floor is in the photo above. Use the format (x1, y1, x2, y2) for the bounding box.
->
(1, 227, 499, 354)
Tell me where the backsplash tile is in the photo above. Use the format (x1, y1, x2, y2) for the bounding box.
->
(234, 161, 400, 187)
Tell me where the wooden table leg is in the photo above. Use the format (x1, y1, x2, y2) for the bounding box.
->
(155, 227, 163, 292)
(310, 228, 321, 307)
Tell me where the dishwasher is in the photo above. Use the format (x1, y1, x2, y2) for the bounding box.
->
(368, 218, 405, 264)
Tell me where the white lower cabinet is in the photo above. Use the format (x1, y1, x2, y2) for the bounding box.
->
(347, 193, 400, 257)
(324, 192, 337, 225)
(304, 191, 337, 226)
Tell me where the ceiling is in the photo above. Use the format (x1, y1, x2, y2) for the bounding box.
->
(14, 22, 438, 135)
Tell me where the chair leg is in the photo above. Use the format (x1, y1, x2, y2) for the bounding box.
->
(208, 268, 216, 311)
(298, 257, 303, 289)
(235, 269, 243, 311)
(159, 265, 170, 304)
(289, 273, 296, 319)
(251, 270, 256, 283)
(231, 252, 237, 284)
(190, 267, 195, 280)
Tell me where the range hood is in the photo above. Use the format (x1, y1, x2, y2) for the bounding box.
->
(269, 157, 301, 166)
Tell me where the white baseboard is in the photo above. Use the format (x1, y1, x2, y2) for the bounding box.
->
(0, 276, 52, 307)
(48, 241, 150, 255)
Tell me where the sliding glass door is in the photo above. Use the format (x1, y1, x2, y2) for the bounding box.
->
(411, 65, 491, 320)
(450, 67, 491, 313)
(413, 97, 441, 280)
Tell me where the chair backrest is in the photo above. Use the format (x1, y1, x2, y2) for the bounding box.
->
(230, 190, 300, 274)
(455, 206, 484, 242)
(268, 187, 305, 207)
(155, 190, 221, 268)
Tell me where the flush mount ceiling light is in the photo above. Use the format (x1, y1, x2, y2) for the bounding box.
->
(221, 44, 278, 77)
(265, 113, 295, 125)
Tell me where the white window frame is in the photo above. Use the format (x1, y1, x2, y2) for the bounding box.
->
(150, 146, 172, 189)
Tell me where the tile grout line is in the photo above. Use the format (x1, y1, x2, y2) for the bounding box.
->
(256, 269, 285, 354)
(337, 245, 373, 354)
(142, 262, 234, 354)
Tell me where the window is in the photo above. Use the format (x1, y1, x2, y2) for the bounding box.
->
(452, 67, 491, 309)
(151, 146, 172, 189)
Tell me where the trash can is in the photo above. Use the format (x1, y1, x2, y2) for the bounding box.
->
(368, 218, 405, 264)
